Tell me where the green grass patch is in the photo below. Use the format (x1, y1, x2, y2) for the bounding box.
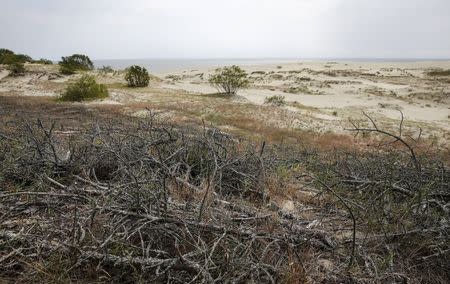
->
(60, 75, 108, 102)
(427, 69, 450, 76)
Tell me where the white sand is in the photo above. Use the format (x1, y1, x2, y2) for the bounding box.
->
(157, 61, 450, 129)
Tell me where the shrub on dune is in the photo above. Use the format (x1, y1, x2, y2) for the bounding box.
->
(7, 62, 25, 77)
(208, 65, 249, 95)
(60, 74, 108, 102)
(427, 69, 450, 76)
(98, 65, 114, 74)
(264, 95, 286, 106)
(1, 53, 32, 65)
(59, 54, 94, 75)
(34, 58, 53, 65)
(1, 48, 34, 67)
(125, 65, 150, 87)
(0, 48, 14, 63)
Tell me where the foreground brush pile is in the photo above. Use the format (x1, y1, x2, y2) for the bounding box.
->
(0, 109, 449, 283)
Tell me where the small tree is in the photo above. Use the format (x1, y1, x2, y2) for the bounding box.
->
(8, 62, 25, 77)
(59, 54, 94, 74)
(209, 65, 249, 95)
(60, 75, 108, 101)
(125, 65, 150, 87)
(34, 58, 53, 65)
(1, 54, 32, 65)
(59, 65, 76, 75)
(0, 49, 33, 65)
(0, 48, 14, 64)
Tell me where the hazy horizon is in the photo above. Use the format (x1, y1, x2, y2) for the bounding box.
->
(94, 56, 450, 61)
(93, 57, 450, 73)
(2, 0, 450, 60)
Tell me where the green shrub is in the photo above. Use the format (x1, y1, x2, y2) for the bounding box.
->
(427, 69, 450, 76)
(59, 54, 94, 75)
(8, 62, 25, 77)
(0, 48, 14, 63)
(98, 65, 114, 73)
(1, 54, 32, 65)
(1, 54, 20, 65)
(34, 58, 53, 65)
(251, 71, 266, 75)
(0, 49, 33, 65)
(59, 65, 76, 75)
(125, 65, 150, 87)
(208, 65, 249, 95)
(60, 75, 108, 101)
(264, 95, 286, 106)
(15, 54, 32, 63)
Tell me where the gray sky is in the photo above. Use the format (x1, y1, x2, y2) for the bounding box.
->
(1, 0, 449, 60)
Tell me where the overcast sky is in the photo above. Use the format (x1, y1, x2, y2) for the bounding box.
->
(1, 0, 449, 60)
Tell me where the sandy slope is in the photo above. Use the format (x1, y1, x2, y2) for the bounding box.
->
(157, 61, 450, 131)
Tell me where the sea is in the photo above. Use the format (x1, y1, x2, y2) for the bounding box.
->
(93, 58, 450, 74)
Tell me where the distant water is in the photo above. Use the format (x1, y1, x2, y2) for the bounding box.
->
(93, 58, 450, 74)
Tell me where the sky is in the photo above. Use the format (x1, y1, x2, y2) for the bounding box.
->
(1, 0, 450, 60)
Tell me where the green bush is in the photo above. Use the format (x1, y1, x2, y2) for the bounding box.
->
(8, 62, 25, 77)
(0, 48, 14, 64)
(0, 49, 33, 65)
(264, 95, 286, 106)
(1, 54, 20, 65)
(427, 69, 450, 76)
(59, 54, 94, 75)
(60, 75, 108, 102)
(125, 65, 150, 87)
(0, 48, 14, 58)
(209, 65, 249, 95)
(1, 54, 32, 65)
(14, 54, 32, 63)
(34, 58, 53, 65)
(98, 65, 114, 73)
(59, 65, 76, 75)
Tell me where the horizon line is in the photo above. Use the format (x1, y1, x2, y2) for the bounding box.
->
(91, 57, 450, 62)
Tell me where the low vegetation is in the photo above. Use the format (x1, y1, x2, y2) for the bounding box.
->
(427, 69, 450, 76)
(0, 48, 33, 65)
(59, 54, 94, 75)
(264, 95, 286, 106)
(7, 62, 25, 76)
(34, 58, 53, 65)
(125, 65, 150, 87)
(209, 65, 249, 95)
(1, 48, 53, 66)
(0, 48, 14, 63)
(284, 84, 312, 94)
(98, 65, 114, 73)
(251, 70, 266, 75)
(1, 57, 450, 283)
(0, 107, 448, 283)
(59, 74, 108, 101)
